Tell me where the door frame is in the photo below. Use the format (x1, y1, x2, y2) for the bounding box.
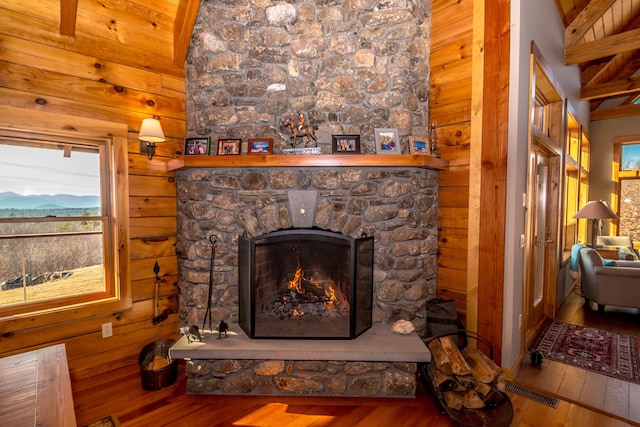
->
(522, 43, 565, 350)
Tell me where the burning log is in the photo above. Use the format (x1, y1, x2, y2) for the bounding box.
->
(426, 336, 506, 411)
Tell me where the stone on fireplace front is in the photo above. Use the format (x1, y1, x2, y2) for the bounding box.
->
(174, 166, 437, 397)
(176, 166, 438, 334)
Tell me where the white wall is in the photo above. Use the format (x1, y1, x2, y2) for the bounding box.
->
(590, 117, 640, 214)
(502, 0, 588, 367)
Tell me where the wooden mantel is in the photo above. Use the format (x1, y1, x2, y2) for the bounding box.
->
(166, 154, 449, 171)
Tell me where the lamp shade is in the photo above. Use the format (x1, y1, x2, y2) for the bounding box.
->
(138, 118, 165, 143)
(573, 200, 619, 220)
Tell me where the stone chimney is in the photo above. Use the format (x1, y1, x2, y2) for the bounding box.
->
(185, 0, 432, 154)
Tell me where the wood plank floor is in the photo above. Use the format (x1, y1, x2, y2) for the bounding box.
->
(515, 286, 640, 425)
(72, 329, 637, 426)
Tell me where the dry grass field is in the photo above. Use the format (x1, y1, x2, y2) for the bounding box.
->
(0, 265, 104, 307)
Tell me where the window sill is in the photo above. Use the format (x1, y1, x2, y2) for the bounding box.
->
(0, 297, 132, 330)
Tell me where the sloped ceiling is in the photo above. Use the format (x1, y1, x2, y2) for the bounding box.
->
(1, 0, 201, 77)
(2, 0, 639, 122)
(555, 0, 640, 120)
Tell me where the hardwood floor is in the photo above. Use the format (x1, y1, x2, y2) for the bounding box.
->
(72, 330, 637, 427)
(515, 286, 640, 425)
(73, 363, 455, 427)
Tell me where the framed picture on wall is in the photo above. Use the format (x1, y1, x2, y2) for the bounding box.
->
(332, 135, 361, 154)
(374, 128, 400, 154)
(247, 138, 273, 155)
(185, 137, 210, 155)
(216, 138, 241, 155)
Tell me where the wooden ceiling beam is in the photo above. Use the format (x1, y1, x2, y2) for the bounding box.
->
(581, 76, 640, 100)
(582, 61, 610, 87)
(621, 93, 640, 105)
(173, 0, 201, 67)
(565, 28, 640, 64)
(565, 0, 615, 48)
(590, 103, 640, 120)
(59, 0, 78, 37)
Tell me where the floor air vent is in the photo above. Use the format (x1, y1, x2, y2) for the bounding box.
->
(505, 382, 559, 408)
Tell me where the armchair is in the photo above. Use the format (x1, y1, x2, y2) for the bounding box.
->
(577, 247, 640, 313)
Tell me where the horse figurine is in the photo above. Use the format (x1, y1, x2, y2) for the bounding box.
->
(282, 115, 318, 147)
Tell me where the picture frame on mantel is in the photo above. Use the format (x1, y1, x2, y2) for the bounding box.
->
(374, 128, 400, 154)
(408, 135, 429, 155)
(248, 138, 273, 155)
(216, 138, 241, 155)
(332, 135, 361, 154)
(185, 137, 210, 155)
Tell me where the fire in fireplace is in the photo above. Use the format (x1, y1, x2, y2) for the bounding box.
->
(238, 229, 373, 339)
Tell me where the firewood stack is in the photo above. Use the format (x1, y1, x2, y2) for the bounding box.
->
(426, 336, 506, 411)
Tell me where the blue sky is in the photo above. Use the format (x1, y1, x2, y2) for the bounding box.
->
(0, 144, 100, 196)
(622, 144, 640, 170)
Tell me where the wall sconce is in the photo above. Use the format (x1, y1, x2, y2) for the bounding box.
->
(138, 118, 165, 160)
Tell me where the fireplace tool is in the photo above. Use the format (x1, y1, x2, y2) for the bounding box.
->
(152, 261, 171, 325)
(202, 236, 216, 333)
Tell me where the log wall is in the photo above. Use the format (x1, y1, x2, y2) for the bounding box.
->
(0, 6, 185, 382)
(430, 0, 474, 322)
(431, 0, 509, 363)
(0, 0, 510, 375)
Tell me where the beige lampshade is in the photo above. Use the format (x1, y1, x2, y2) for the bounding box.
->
(573, 200, 619, 220)
(138, 118, 165, 143)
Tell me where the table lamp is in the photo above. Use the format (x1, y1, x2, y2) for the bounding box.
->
(573, 200, 619, 248)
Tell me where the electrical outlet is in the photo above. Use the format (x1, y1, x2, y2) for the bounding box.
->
(101, 322, 113, 338)
(520, 234, 525, 248)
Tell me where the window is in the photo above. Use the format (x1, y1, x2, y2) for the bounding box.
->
(616, 139, 640, 243)
(621, 143, 640, 171)
(620, 179, 640, 241)
(562, 108, 589, 252)
(0, 127, 130, 321)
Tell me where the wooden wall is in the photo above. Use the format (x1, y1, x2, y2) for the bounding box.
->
(430, 0, 474, 323)
(0, 0, 511, 375)
(0, 4, 185, 382)
(430, 0, 510, 362)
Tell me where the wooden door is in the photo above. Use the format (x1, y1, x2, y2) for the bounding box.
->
(524, 148, 559, 345)
(532, 153, 550, 325)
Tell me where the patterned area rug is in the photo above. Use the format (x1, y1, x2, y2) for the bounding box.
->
(528, 319, 640, 384)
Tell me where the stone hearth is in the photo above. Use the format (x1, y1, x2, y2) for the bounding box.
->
(169, 323, 431, 396)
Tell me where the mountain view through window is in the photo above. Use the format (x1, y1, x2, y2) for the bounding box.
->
(0, 142, 105, 308)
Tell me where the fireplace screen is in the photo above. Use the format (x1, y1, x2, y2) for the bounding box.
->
(238, 229, 373, 339)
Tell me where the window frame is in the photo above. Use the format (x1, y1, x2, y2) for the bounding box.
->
(562, 105, 590, 254)
(0, 125, 131, 327)
(614, 135, 640, 240)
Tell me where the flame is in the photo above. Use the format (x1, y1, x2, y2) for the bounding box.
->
(289, 265, 304, 292)
(325, 284, 337, 308)
(284, 263, 336, 318)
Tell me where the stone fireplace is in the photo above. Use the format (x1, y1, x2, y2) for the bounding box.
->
(171, 0, 437, 396)
(177, 167, 438, 330)
(174, 166, 437, 395)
